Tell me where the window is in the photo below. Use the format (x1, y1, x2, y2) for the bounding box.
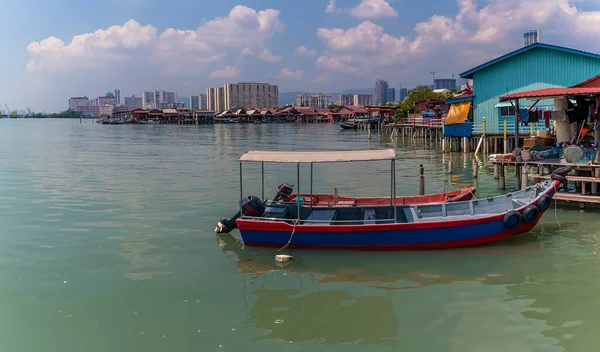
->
(500, 106, 515, 116)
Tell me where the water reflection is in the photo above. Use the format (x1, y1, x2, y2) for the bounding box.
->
(217, 233, 568, 348)
(218, 233, 556, 289)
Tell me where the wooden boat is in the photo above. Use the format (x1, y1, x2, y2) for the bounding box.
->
(137, 120, 159, 124)
(339, 121, 357, 130)
(216, 149, 569, 250)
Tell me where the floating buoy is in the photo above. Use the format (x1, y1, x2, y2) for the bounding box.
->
(275, 254, 293, 263)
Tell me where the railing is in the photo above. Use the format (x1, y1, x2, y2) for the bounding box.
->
(394, 117, 443, 128)
(240, 215, 398, 224)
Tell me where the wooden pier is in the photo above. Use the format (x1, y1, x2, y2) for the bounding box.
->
(489, 159, 600, 209)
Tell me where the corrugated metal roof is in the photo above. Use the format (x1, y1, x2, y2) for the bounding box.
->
(499, 87, 600, 101)
(460, 43, 600, 79)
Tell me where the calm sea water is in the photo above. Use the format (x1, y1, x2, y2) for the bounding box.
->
(0, 119, 598, 351)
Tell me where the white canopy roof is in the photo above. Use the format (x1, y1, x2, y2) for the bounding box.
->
(239, 149, 397, 163)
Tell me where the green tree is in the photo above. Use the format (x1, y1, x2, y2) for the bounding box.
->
(393, 86, 446, 122)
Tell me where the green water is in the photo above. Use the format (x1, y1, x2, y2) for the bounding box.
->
(0, 119, 598, 351)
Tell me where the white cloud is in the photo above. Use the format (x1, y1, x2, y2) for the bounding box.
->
(209, 65, 242, 79)
(326, 0, 337, 13)
(26, 5, 282, 74)
(257, 49, 282, 62)
(296, 45, 317, 56)
(239, 47, 281, 62)
(316, 0, 600, 79)
(349, 0, 398, 19)
(278, 68, 304, 80)
(325, 0, 398, 19)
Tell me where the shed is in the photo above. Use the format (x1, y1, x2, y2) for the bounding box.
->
(460, 43, 600, 136)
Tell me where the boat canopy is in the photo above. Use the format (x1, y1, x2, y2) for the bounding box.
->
(239, 149, 397, 163)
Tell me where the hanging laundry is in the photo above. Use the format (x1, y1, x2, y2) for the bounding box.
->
(528, 109, 540, 123)
(543, 110, 551, 128)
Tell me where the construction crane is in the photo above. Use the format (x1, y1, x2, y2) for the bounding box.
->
(26, 107, 32, 116)
(5, 104, 11, 117)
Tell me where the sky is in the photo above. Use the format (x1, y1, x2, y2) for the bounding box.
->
(1, 0, 600, 112)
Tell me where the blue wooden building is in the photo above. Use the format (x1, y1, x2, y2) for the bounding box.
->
(459, 43, 600, 136)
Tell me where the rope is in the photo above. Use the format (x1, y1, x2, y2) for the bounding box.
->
(277, 220, 298, 252)
(554, 198, 563, 231)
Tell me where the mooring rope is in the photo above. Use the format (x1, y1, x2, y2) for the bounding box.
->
(278, 220, 298, 252)
(554, 198, 563, 231)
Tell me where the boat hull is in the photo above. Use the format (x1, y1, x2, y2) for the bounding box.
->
(236, 183, 557, 250)
(339, 122, 357, 130)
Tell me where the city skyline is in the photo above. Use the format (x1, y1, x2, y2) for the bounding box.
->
(2, 0, 600, 112)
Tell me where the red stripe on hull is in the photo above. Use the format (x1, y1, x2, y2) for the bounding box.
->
(243, 221, 539, 250)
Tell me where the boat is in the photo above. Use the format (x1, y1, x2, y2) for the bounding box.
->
(138, 120, 160, 124)
(214, 149, 569, 250)
(339, 121, 357, 130)
(101, 119, 124, 125)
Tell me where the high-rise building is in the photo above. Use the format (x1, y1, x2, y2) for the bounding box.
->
(388, 88, 396, 103)
(96, 95, 118, 106)
(69, 96, 90, 111)
(296, 93, 332, 108)
(434, 79, 457, 90)
(142, 91, 155, 109)
(114, 89, 121, 105)
(190, 95, 200, 110)
(375, 79, 389, 104)
(399, 88, 408, 102)
(223, 82, 278, 111)
(206, 88, 216, 111)
(124, 95, 143, 110)
(199, 94, 207, 110)
(338, 94, 354, 106)
(154, 90, 177, 108)
(140, 90, 178, 109)
(353, 94, 372, 106)
(207, 87, 226, 112)
(524, 29, 540, 46)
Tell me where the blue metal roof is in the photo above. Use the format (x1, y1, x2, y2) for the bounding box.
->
(460, 43, 600, 79)
(445, 95, 474, 104)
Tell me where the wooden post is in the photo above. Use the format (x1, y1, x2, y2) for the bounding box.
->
(521, 166, 529, 189)
(595, 167, 600, 195)
(472, 159, 478, 179)
(499, 165, 506, 190)
(515, 100, 520, 148)
(442, 138, 446, 152)
(514, 165, 521, 191)
(448, 159, 453, 174)
(418, 164, 425, 195)
(503, 119, 508, 153)
(482, 117, 487, 155)
(494, 164, 499, 179)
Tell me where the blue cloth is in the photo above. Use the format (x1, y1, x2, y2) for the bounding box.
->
(443, 122, 472, 137)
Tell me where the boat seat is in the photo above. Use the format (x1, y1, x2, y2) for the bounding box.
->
(264, 206, 288, 219)
(304, 209, 337, 225)
(512, 199, 528, 208)
(363, 208, 376, 224)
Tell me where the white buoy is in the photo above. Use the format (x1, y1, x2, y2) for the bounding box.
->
(275, 254, 293, 263)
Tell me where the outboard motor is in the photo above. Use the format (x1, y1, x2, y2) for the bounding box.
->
(273, 183, 294, 202)
(215, 195, 266, 233)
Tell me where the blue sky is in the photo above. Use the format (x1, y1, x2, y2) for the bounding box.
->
(1, 0, 600, 112)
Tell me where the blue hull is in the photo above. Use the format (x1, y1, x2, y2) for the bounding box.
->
(238, 217, 538, 250)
